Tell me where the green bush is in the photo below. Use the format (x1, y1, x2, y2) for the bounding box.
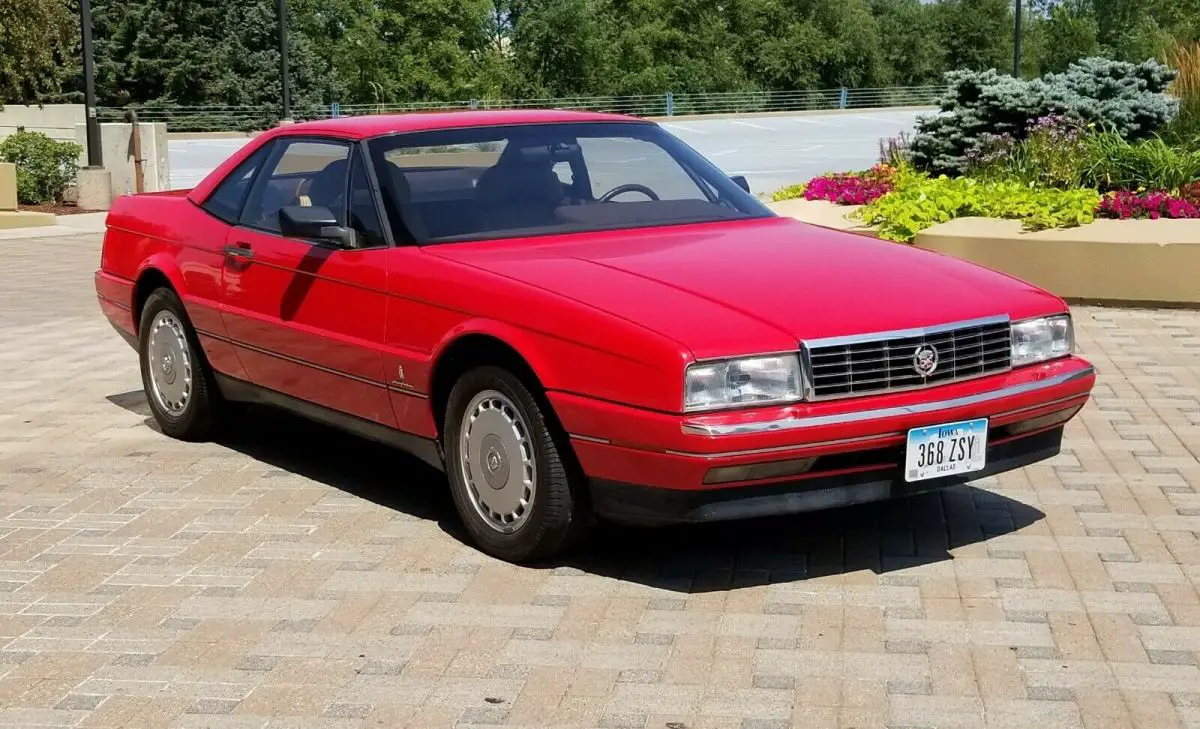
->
(0, 131, 83, 205)
(853, 169, 1101, 242)
(770, 182, 807, 201)
(910, 58, 1179, 175)
(969, 116, 1092, 189)
(1079, 133, 1200, 192)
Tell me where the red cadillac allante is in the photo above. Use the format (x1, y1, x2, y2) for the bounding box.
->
(95, 110, 1095, 562)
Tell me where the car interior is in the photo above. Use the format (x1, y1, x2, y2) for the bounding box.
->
(369, 133, 759, 243)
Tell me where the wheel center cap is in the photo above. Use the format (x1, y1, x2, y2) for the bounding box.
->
(479, 433, 509, 490)
(161, 351, 176, 384)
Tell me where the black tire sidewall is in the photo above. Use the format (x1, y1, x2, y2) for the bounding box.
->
(444, 366, 577, 561)
(137, 288, 211, 438)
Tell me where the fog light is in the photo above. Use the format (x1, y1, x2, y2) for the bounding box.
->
(703, 457, 817, 485)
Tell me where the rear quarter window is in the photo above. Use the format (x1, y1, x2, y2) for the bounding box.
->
(201, 143, 273, 223)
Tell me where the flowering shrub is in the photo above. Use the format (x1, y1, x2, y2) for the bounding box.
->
(1096, 190, 1200, 219)
(799, 164, 896, 205)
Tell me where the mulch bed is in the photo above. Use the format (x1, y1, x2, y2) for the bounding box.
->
(17, 203, 99, 216)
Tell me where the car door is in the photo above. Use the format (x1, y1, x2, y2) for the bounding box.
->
(219, 136, 397, 427)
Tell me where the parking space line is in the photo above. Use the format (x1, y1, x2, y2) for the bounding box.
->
(731, 121, 775, 131)
(789, 118, 837, 127)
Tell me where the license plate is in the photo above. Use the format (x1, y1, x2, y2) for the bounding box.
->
(904, 418, 988, 482)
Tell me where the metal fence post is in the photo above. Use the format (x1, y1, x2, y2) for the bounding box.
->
(470, 98, 478, 110)
(330, 102, 340, 118)
(665, 92, 674, 116)
(839, 87, 848, 110)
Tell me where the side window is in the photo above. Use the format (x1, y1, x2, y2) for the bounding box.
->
(347, 151, 387, 248)
(578, 137, 707, 201)
(201, 144, 271, 223)
(240, 139, 351, 233)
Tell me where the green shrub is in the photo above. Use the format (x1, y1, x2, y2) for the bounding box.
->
(983, 116, 1091, 189)
(1079, 132, 1200, 192)
(771, 182, 807, 201)
(0, 131, 83, 204)
(909, 58, 1179, 176)
(853, 170, 1101, 242)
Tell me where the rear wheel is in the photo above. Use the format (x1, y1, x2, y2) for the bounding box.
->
(444, 366, 589, 562)
(138, 288, 221, 440)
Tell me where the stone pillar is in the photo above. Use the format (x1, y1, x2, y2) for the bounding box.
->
(0, 163, 16, 211)
(76, 167, 113, 211)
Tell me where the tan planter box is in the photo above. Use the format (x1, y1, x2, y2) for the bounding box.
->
(768, 199, 1200, 307)
(0, 211, 56, 230)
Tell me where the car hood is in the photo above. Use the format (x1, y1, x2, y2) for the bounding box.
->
(427, 217, 1065, 359)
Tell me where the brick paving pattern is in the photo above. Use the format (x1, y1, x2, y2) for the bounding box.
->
(1, 232, 1199, 728)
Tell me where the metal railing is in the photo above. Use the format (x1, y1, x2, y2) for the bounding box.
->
(97, 86, 944, 133)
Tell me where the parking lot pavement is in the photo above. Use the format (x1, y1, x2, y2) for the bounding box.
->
(2, 230, 1200, 729)
(168, 109, 926, 195)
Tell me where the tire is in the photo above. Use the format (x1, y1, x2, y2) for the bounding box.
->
(443, 366, 590, 562)
(138, 287, 222, 441)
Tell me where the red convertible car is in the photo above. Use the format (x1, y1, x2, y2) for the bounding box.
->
(96, 110, 1095, 562)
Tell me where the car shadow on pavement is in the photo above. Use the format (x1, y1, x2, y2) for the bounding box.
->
(108, 390, 1046, 592)
(564, 488, 1044, 592)
(107, 391, 454, 524)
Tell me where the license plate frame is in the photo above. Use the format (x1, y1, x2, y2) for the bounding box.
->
(904, 418, 988, 483)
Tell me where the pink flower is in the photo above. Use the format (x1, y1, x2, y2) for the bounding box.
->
(1097, 190, 1200, 220)
(803, 172, 892, 206)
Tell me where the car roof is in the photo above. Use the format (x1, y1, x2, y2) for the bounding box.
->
(269, 108, 652, 139)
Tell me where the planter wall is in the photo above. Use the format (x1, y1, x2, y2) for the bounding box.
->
(768, 199, 1200, 306)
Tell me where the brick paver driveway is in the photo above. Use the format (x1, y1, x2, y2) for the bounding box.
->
(2, 231, 1200, 729)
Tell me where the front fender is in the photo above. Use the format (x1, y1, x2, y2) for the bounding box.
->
(429, 317, 685, 414)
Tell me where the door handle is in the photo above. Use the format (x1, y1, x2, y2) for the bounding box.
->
(224, 244, 254, 261)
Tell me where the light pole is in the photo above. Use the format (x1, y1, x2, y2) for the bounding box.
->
(277, 0, 292, 123)
(1013, 0, 1023, 78)
(80, 0, 102, 167)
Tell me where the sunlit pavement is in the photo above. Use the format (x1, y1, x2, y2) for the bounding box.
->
(1, 231, 1200, 728)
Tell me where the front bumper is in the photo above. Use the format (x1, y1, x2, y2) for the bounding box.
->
(591, 425, 1065, 525)
(549, 355, 1095, 522)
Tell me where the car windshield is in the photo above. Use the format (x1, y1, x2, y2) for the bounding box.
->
(365, 122, 773, 244)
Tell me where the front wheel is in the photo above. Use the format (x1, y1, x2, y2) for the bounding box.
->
(443, 366, 589, 562)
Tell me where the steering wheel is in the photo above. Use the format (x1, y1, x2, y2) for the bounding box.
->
(598, 183, 660, 202)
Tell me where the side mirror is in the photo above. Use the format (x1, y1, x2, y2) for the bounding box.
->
(279, 205, 358, 248)
(730, 175, 751, 194)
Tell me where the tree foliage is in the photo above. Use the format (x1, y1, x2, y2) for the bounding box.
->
(0, 0, 75, 105)
(4, 0, 1200, 109)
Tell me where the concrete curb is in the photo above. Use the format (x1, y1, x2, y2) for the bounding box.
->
(0, 211, 107, 241)
(768, 198, 1200, 307)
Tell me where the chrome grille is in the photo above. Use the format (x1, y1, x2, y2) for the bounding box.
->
(803, 317, 1012, 400)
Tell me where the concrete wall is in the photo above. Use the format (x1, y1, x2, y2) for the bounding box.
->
(75, 122, 171, 198)
(0, 104, 86, 144)
(767, 198, 1200, 307)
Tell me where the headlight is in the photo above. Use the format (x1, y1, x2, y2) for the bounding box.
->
(1011, 315, 1073, 367)
(684, 354, 803, 412)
